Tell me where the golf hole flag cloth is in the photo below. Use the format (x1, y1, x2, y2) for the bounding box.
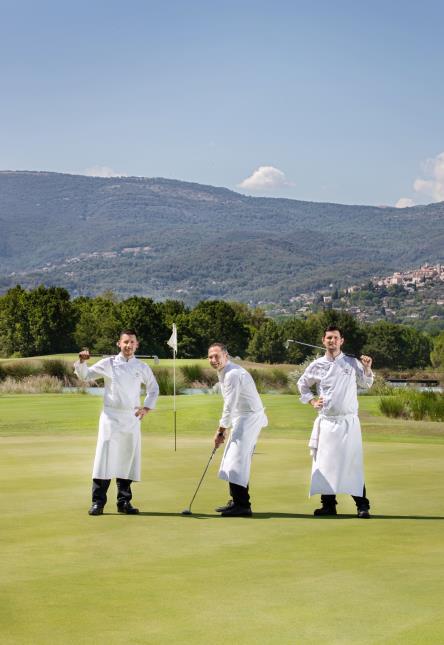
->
(167, 324, 177, 352)
(74, 354, 159, 480)
(217, 362, 268, 488)
(297, 353, 373, 497)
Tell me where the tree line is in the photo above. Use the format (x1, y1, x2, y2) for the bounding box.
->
(0, 285, 441, 369)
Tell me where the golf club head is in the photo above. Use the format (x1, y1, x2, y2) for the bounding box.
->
(181, 509, 192, 515)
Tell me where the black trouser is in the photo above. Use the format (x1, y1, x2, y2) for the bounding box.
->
(92, 478, 133, 508)
(229, 482, 251, 508)
(321, 485, 370, 511)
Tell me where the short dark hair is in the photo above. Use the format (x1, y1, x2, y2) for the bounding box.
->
(323, 325, 343, 337)
(208, 342, 228, 353)
(120, 329, 138, 338)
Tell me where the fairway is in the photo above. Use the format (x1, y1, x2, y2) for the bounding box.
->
(1, 395, 444, 644)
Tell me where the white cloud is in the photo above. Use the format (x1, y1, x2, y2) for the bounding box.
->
(81, 165, 128, 178)
(413, 152, 444, 202)
(395, 197, 415, 208)
(238, 165, 293, 191)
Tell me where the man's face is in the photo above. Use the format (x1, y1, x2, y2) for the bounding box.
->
(322, 330, 344, 353)
(117, 334, 139, 358)
(208, 346, 228, 371)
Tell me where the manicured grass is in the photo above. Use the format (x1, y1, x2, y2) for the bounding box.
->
(1, 394, 444, 644)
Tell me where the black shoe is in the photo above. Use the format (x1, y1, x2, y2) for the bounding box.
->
(221, 504, 252, 517)
(314, 506, 337, 516)
(88, 504, 103, 516)
(117, 502, 139, 515)
(357, 509, 371, 518)
(215, 499, 234, 513)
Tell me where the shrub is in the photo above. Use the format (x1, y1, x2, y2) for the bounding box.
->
(249, 367, 290, 393)
(270, 368, 289, 389)
(41, 359, 76, 384)
(181, 364, 205, 384)
(379, 396, 406, 418)
(379, 389, 444, 421)
(249, 368, 267, 393)
(180, 365, 217, 387)
(152, 367, 177, 396)
(1, 360, 42, 380)
(428, 395, 444, 421)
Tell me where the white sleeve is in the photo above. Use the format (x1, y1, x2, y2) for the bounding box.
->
(73, 357, 112, 381)
(219, 371, 241, 428)
(354, 359, 374, 390)
(297, 364, 318, 404)
(142, 365, 160, 409)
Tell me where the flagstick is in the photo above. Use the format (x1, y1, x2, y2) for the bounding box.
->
(173, 347, 177, 451)
(167, 323, 178, 451)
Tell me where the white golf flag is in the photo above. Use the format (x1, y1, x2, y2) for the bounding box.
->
(167, 324, 177, 353)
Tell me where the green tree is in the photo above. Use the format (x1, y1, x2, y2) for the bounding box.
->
(0, 285, 31, 356)
(73, 295, 121, 354)
(119, 296, 169, 356)
(362, 321, 432, 369)
(226, 301, 267, 334)
(281, 316, 323, 363)
(247, 320, 286, 363)
(186, 300, 251, 357)
(27, 286, 76, 355)
(160, 300, 188, 328)
(0, 285, 75, 357)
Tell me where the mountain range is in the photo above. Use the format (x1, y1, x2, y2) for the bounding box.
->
(0, 170, 443, 304)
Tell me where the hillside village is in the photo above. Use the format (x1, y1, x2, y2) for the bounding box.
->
(267, 263, 444, 332)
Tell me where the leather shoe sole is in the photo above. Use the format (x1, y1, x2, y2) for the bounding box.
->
(357, 510, 371, 518)
(221, 506, 252, 517)
(117, 505, 139, 515)
(313, 508, 337, 516)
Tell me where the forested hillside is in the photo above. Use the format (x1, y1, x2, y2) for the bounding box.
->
(0, 171, 443, 304)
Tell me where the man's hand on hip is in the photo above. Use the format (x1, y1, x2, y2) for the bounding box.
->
(135, 407, 150, 420)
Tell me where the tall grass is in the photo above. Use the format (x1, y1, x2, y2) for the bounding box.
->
(0, 376, 63, 394)
(379, 396, 407, 418)
(180, 365, 217, 387)
(379, 389, 444, 422)
(249, 368, 291, 393)
(152, 367, 178, 396)
(0, 359, 76, 385)
(41, 359, 74, 383)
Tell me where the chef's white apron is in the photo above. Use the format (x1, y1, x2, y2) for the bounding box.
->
(92, 407, 142, 481)
(218, 410, 268, 487)
(309, 413, 364, 497)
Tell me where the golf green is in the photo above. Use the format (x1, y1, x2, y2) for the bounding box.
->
(1, 394, 444, 644)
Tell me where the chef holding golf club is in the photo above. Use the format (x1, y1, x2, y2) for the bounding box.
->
(297, 325, 374, 518)
(208, 342, 268, 517)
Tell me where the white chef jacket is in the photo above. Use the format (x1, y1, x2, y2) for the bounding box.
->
(217, 362, 268, 487)
(74, 353, 159, 480)
(297, 352, 373, 496)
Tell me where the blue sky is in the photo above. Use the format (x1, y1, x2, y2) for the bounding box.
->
(1, 0, 443, 206)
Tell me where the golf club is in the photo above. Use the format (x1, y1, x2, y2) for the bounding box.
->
(285, 339, 356, 358)
(181, 446, 218, 515)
